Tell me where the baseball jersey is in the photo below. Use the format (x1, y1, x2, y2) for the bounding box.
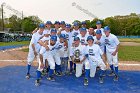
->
(43, 28, 51, 35)
(85, 44, 103, 62)
(77, 34, 88, 46)
(70, 44, 86, 60)
(93, 36, 105, 53)
(70, 29, 80, 47)
(104, 33, 120, 53)
(29, 31, 43, 53)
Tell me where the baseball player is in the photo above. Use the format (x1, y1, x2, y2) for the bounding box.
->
(87, 28, 95, 36)
(81, 21, 87, 28)
(44, 21, 52, 36)
(85, 36, 106, 84)
(93, 29, 106, 54)
(35, 35, 58, 86)
(60, 24, 71, 74)
(60, 21, 66, 31)
(94, 21, 105, 36)
(70, 37, 90, 86)
(25, 23, 45, 79)
(104, 26, 120, 81)
(54, 21, 60, 32)
(54, 34, 66, 76)
(69, 22, 80, 74)
(77, 27, 88, 46)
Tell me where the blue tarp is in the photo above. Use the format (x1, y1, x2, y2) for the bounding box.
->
(0, 66, 139, 93)
(0, 45, 24, 50)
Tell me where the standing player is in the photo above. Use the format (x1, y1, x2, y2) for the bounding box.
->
(81, 21, 87, 28)
(77, 27, 88, 46)
(93, 29, 106, 54)
(70, 37, 90, 86)
(25, 23, 45, 79)
(85, 36, 106, 84)
(44, 21, 52, 36)
(87, 28, 95, 36)
(94, 21, 105, 36)
(54, 34, 66, 76)
(60, 24, 71, 74)
(59, 21, 66, 31)
(104, 26, 120, 81)
(54, 21, 60, 32)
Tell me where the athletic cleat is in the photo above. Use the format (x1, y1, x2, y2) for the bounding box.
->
(56, 72, 62, 76)
(35, 79, 40, 86)
(99, 76, 104, 84)
(113, 75, 119, 81)
(47, 76, 55, 81)
(84, 78, 88, 86)
(69, 71, 73, 75)
(25, 73, 30, 79)
(108, 71, 115, 76)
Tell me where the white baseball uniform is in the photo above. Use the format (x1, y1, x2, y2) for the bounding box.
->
(85, 44, 106, 77)
(27, 31, 43, 65)
(93, 36, 106, 53)
(104, 33, 120, 67)
(77, 34, 88, 46)
(70, 44, 90, 77)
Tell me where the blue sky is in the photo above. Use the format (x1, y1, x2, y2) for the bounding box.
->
(0, 0, 140, 23)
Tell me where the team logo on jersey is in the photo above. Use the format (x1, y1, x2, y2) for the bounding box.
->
(66, 34, 69, 40)
(81, 39, 85, 44)
(72, 32, 79, 37)
(105, 39, 110, 45)
(89, 49, 95, 56)
(56, 45, 63, 50)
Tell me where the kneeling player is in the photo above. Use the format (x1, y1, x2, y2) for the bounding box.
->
(85, 36, 106, 84)
(35, 35, 57, 86)
(70, 37, 90, 86)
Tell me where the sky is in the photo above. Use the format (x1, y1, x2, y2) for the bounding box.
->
(0, 0, 140, 23)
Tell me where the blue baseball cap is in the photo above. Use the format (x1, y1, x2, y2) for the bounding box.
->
(39, 23, 45, 28)
(96, 21, 102, 25)
(51, 28, 57, 33)
(81, 21, 86, 25)
(50, 35, 57, 42)
(73, 22, 79, 26)
(74, 37, 80, 41)
(54, 21, 60, 24)
(96, 29, 102, 34)
(104, 26, 110, 31)
(60, 21, 65, 25)
(87, 36, 94, 41)
(59, 34, 66, 39)
(65, 24, 71, 28)
(80, 27, 87, 32)
(46, 21, 52, 24)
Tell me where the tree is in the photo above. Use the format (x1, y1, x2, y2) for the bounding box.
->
(22, 16, 42, 33)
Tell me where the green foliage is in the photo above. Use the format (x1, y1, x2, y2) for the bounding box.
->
(22, 16, 42, 32)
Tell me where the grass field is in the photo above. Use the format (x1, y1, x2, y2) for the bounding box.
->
(0, 41, 30, 46)
(119, 38, 140, 43)
(118, 45, 140, 62)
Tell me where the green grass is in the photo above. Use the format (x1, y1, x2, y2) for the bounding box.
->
(0, 41, 30, 46)
(118, 46, 140, 62)
(119, 38, 140, 43)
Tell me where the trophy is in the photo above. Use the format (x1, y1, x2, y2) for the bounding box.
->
(74, 49, 80, 63)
